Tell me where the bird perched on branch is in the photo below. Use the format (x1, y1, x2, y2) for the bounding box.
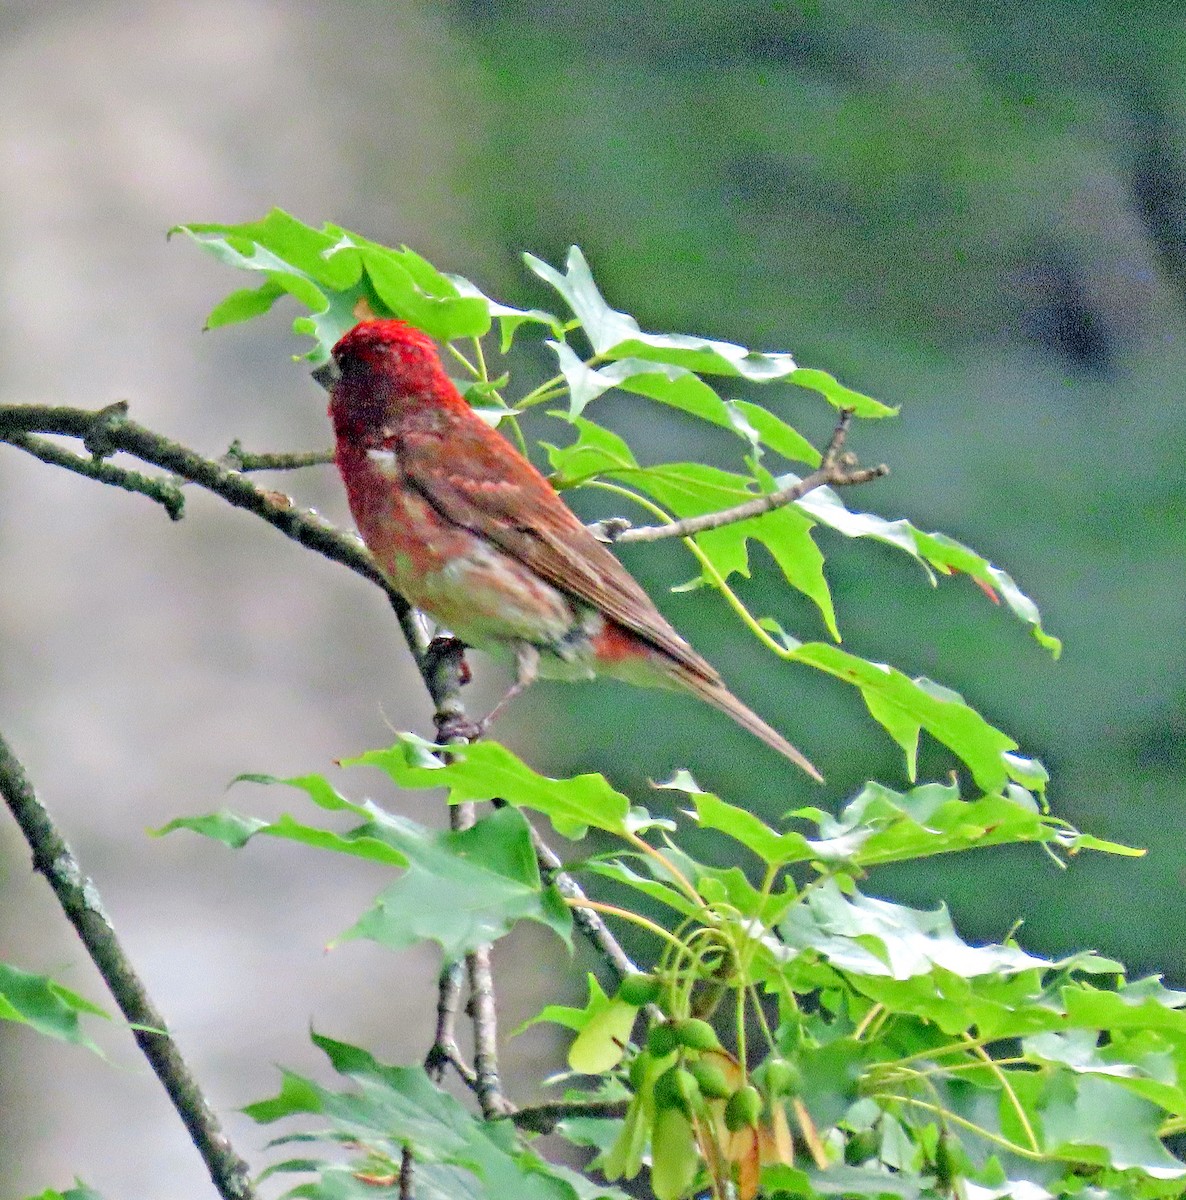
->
(325, 318, 820, 781)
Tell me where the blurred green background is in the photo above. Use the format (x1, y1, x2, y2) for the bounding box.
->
(2, 2, 1184, 1194)
(440, 0, 1186, 975)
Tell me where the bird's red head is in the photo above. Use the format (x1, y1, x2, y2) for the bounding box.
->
(328, 319, 458, 437)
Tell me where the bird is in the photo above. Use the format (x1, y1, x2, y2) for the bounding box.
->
(325, 318, 820, 781)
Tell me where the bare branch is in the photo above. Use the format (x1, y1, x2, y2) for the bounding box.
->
(530, 825, 637, 979)
(222, 440, 335, 472)
(0, 730, 257, 1200)
(2, 430, 185, 519)
(0, 402, 408, 612)
(509, 1097, 629, 1134)
(466, 943, 512, 1118)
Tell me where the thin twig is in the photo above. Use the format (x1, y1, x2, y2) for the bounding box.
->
(441, 746, 512, 1118)
(466, 943, 512, 1118)
(530, 826, 637, 979)
(3, 430, 185, 519)
(509, 1097, 629, 1134)
(606, 409, 888, 545)
(0, 731, 257, 1200)
(0, 402, 410, 615)
(399, 1145, 415, 1200)
(222, 441, 335, 472)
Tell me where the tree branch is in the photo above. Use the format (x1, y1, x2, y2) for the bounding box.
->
(599, 408, 888, 545)
(0, 730, 257, 1200)
(508, 1097, 629, 1135)
(3, 429, 186, 519)
(221, 441, 335, 472)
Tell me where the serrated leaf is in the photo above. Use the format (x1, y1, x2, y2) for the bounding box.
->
(783, 641, 1025, 793)
(583, 859, 704, 919)
(796, 484, 1060, 655)
(153, 807, 408, 866)
(779, 880, 1049, 981)
(349, 734, 634, 839)
(0, 962, 108, 1051)
(448, 272, 565, 351)
(176, 209, 493, 360)
(529, 246, 798, 379)
(788, 368, 896, 418)
(1039, 1072, 1186, 1176)
(248, 1034, 633, 1200)
(729, 399, 822, 467)
(339, 805, 570, 961)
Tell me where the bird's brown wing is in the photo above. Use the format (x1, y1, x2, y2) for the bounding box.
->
(393, 417, 722, 685)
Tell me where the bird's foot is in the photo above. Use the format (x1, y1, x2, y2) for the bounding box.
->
(423, 635, 472, 686)
(433, 709, 485, 744)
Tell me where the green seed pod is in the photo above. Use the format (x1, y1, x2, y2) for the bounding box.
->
(763, 1056, 804, 1098)
(672, 1017, 723, 1052)
(646, 1022, 680, 1057)
(616, 972, 663, 1007)
(724, 1084, 762, 1132)
(653, 1065, 699, 1114)
(844, 1128, 880, 1165)
(687, 1057, 733, 1100)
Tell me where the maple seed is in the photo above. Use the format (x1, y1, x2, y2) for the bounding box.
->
(672, 1017, 723, 1052)
(646, 1023, 681, 1057)
(616, 972, 663, 1007)
(725, 1085, 763, 1132)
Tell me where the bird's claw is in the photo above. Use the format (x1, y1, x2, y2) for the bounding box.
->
(433, 710, 484, 743)
(423, 635, 472, 686)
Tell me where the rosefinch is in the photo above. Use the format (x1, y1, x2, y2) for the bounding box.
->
(327, 319, 820, 781)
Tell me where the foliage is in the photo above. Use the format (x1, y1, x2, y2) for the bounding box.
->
(0, 961, 109, 1051)
(17, 215, 1179, 1198)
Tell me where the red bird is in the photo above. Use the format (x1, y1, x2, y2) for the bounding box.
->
(327, 319, 820, 781)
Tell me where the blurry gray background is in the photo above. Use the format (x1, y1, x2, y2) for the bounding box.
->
(2, 1, 1185, 1196)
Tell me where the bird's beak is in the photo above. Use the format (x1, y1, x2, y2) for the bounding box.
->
(311, 358, 341, 391)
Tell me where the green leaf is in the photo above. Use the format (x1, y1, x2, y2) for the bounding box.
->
(340, 806, 571, 962)
(779, 779, 1137, 868)
(544, 417, 640, 486)
(153, 807, 408, 866)
(449, 272, 565, 350)
(763, 1162, 922, 1198)
(649, 1105, 699, 1200)
(1039, 1072, 1186, 1176)
(175, 209, 493, 360)
(350, 734, 634, 839)
(518, 974, 615, 1037)
(567, 992, 641, 1074)
(248, 1034, 633, 1200)
(773, 639, 1027, 793)
(729, 399, 822, 467)
(797, 483, 1061, 655)
(584, 859, 704, 919)
(779, 880, 1049, 981)
(528, 246, 798, 379)
(23, 1185, 106, 1200)
(788, 368, 897, 418)
(0, 962, 108, 1051)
